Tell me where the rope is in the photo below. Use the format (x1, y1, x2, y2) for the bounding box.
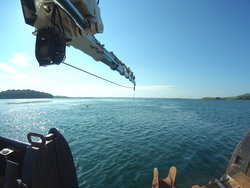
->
(62, 62, 135, 90)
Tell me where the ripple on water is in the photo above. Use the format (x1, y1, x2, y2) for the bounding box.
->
(0, 98, 249, 188)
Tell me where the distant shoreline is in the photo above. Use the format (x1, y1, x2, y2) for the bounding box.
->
(1, 89, 249, 100)
(202, 93, 250, 101)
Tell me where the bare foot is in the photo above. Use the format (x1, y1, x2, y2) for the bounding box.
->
(163, 166, 177, 188)
(152, 167, 177, 188)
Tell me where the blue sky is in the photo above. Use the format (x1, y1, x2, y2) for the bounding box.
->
(0, 1, 249, 98)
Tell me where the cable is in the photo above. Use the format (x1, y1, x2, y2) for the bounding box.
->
(62, 62, 135, 90)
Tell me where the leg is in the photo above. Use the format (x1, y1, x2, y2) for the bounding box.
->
(152, 167, 177, 188)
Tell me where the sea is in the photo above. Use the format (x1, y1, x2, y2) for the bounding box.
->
(0, 98, 249, 188)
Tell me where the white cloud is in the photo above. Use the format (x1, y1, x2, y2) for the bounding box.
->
(133, 85, 176, 98)
(136, 85, 175, 91)
(9, 53, 31, 67)
(0, 63, 17, 74)
(9, 73, 41, 84)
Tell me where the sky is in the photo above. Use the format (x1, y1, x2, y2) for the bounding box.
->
(0, 0, 249, 98)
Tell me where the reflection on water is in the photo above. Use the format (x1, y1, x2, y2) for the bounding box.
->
(7, 99, 52, 104)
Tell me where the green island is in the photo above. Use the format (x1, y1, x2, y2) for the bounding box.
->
(0, 89, 54, 99)
(202, 93, 250, 101)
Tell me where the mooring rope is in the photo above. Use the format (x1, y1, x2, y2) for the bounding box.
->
(62, 62, 135, 90)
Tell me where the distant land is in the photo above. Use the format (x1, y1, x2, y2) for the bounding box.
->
(0, 89, 54, 99)
(202, 93, 250, 101)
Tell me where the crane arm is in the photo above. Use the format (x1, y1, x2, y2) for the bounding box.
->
(20, 0, 136, 86)
(68, 35, 135, 85)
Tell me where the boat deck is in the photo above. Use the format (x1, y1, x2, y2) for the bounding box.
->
(192, 173, 250, 188)
(232, 172, 250, 188)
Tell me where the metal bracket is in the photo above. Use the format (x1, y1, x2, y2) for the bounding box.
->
(27, 132, 46, 148)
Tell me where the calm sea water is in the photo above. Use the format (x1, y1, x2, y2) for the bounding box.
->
(0, 98, 250, 188)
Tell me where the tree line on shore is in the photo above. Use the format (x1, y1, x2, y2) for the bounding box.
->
(202, 93, 250, 100)
(0, 89, 54, 99)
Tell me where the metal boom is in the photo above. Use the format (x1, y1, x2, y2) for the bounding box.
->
(20, 0, 136, 87)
